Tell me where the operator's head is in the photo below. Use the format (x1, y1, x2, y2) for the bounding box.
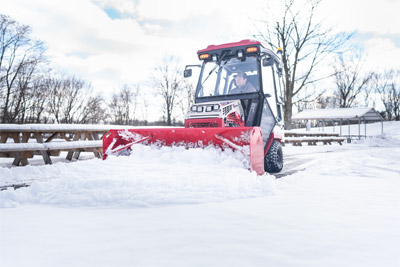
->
(235, 72, 248, 88)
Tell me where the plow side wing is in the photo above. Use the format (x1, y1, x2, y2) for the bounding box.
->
(103, 127, 265, 175)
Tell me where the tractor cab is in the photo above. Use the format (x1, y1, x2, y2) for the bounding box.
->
(184, 39, 284, 146)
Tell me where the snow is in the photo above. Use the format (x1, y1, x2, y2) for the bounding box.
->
(0, 140, 102, 151)
(1, 121, 400, 267)
(291, 107, 383, 120)
(287, 120, 400, 138)
(0, 123, 139, 131)
(0, 124, 180, 132)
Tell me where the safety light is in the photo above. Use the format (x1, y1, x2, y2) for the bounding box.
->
(246, 47, 258, 53)
(237, 50, 243, 58)
(200, 54, 210, 60)
(205, 104, 220, 112)
(212, 54, 217, 61)
(277, 47, 283, 54)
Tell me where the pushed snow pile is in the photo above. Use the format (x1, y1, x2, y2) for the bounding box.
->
(359, 133, 400, 147)
(0, 145, 276, 208)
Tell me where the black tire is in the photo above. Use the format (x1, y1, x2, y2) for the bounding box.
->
(264, 140, 283, 173)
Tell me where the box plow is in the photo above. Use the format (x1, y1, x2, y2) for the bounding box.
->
(103, 40, 285, 175)
(103, 127, 265, 175)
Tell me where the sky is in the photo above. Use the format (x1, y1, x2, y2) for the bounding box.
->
(1, 0, 400, 116)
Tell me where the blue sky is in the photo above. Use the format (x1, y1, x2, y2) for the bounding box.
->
(2, 0, 400, 97)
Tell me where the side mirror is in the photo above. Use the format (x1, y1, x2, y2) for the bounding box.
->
(184, 64, 201, 78)
(262, 56, 274, 67)
(184, 69, 192, 78)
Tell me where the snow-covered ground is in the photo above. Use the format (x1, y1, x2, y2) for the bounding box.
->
(1, 121, 400, 267)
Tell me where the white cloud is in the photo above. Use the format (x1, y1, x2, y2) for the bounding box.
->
(3, 0, 157, 88)
(135, 0, 261, 22)
(137, 0, 205, 22)
(317, 0, 400, 73)
(94, 0, 137, 16)
(319, 0, 400, 35)
(363, 37, 400, 71)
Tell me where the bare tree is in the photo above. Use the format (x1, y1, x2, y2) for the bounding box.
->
(108, 84, 138, 125)
(129, 84, 140, 121)
(47, 75, 96, 123)
(0, 14, 109, 125)
(0, 14, 46, 123)
(177, 79, 195, 119)
(315, 95, 340, 109)
(392, 83, 400, 121)
(373, 69, 400, 121)
(10, 58, 46, 123)
(253, 0, 351, 128)
(140, 93, 149, 125)
(61, 77, 88, 123)
(25, 77, 50, 123)
(46, 76, 63, 123)
(150, 55, 183, 126)
(332, 52, 373, 108)
(79, 94, 106, 124)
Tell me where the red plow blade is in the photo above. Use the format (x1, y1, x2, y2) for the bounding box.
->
(103, 127, 265, 175)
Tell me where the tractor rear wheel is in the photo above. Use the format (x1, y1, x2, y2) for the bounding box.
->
(264, 140, 283, 173)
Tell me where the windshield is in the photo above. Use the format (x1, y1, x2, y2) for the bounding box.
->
(196, 57, 259, 98)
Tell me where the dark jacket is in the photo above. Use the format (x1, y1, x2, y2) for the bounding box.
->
(230, 82, 257, 94)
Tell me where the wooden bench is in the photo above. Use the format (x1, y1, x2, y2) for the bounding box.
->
(0, 124, 119, 166)
(284, 132, 340, 137)
(0, 140, 103, 165)
(284, 136, 346, 146)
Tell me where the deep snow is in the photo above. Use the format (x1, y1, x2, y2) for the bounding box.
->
(1, 121, 399, 267)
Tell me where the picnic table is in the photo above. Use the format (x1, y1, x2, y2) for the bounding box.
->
(283, 131, 345, 146)
(284, 131, 340, 137)
(0, 124, 132, 166)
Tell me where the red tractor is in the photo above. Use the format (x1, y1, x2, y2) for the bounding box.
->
(103, 40, 284, 175)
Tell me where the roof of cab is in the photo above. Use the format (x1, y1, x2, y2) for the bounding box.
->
(197, 39, 262, 54)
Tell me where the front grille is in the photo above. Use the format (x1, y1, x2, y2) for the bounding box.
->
(223, 105, 232, 115)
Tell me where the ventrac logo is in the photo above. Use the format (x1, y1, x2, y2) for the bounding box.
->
(220, 101, 239, 108)
(220, 101, 233, 106)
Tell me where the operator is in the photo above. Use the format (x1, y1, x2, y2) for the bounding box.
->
(230, 71, 257, 94)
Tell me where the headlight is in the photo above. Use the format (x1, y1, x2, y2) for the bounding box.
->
(206, 104, 220, 112)
(190, 106, 197, 112)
